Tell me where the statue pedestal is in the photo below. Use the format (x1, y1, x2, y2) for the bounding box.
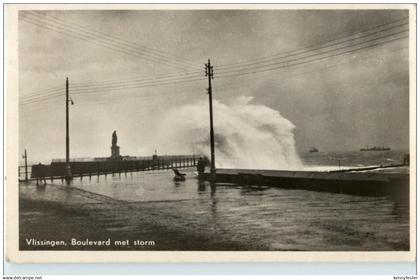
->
(111, 145, 120, 159)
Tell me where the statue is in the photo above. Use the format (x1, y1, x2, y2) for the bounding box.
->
(112, 131, 118, 146)
(110, 130, 120, 159)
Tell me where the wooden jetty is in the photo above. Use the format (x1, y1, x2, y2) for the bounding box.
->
(199, 168, 409, 198)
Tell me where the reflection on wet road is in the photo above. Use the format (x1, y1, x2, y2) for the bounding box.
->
(20, 168, 409, 251)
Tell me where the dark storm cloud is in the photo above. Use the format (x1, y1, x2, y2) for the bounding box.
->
(18, 8, 411, 162)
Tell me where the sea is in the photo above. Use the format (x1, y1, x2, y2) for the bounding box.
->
(19, 150, 410, 251)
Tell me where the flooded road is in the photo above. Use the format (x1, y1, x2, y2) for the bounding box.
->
(20, 167, 409, 251)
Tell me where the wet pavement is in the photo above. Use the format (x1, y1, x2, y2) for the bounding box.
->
(19, 168, 409, 251)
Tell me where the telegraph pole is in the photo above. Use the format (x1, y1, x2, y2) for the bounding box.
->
(205, 59, 216, 180)
(65, 77, 72, 182)
(23, 149, 28, 182)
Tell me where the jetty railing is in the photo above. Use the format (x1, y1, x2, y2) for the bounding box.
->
(19, 154, 201, 183)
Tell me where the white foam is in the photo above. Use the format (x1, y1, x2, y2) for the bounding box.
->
(155, 96, 302, 170)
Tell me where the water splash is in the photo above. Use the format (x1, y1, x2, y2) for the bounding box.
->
(155, 96, 302, 170)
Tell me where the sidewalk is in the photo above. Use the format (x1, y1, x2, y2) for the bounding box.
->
(19, 183, 250, 251)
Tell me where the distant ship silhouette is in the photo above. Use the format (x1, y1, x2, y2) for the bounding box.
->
(309, 147, 319, 153)
(360, 145, 391, 151)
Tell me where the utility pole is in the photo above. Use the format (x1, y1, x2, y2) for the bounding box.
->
(65, 77, 72, 182)
(23, 149, 28, 181)
(205, 59, 216, 180)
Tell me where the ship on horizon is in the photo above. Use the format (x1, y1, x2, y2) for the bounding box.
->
(360, 145, 391, 152)
(309, 147, 319, 153)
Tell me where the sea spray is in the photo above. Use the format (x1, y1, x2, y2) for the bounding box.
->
(155, 96, 302, 170)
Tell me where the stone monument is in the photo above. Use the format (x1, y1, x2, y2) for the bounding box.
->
(111, 130, 120, 159)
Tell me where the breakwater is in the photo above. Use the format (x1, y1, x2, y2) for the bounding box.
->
(199, 168, 409, 198)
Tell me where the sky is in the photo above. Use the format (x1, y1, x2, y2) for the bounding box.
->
(18, 9, 410, 164)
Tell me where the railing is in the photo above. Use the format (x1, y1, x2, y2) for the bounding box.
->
(18, 165, 32, 181)
(20, 154, 202, 182)
(51, 155, 199, 162)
